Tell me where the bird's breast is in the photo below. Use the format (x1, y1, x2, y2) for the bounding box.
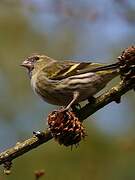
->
(31, 73, 72, 106)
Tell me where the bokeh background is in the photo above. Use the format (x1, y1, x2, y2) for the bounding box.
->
(0, 0, 135, 179)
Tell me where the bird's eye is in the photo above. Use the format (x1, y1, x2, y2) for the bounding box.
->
(29, 56, 40, 63)
(34, 56, 40, 61)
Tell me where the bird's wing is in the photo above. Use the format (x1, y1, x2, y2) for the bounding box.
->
(48, 60, 119, 80)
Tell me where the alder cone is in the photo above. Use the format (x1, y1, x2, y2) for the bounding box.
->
(47, 109, 86, 147)
(118, 46, 135, 82)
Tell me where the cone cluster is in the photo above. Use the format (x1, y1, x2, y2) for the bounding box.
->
(118, 46, 135, 82)
(47, 109, 86, 147)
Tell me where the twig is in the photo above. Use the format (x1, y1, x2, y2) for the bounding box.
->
(0, 130, 52, 165)
(0, 80, 134, 166)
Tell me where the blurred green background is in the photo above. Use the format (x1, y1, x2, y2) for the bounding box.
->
(0, 0, 135, 179)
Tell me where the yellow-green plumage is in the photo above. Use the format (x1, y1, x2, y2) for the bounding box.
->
(22, 55, 119, 109)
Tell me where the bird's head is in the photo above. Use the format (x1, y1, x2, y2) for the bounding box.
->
(21, 55, 55, 78)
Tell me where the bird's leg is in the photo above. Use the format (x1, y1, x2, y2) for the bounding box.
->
(64, 91, 80, 111)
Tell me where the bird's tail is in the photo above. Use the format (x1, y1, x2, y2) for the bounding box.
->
(90, 62, 120, 72)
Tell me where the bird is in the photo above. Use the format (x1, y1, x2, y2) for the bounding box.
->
(21, 55, 120, 110)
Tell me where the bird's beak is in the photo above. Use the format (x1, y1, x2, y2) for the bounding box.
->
(20, 60, 32, 69)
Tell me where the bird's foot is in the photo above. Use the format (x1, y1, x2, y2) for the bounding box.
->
(59, 103, 81, 113)
(71, 103, 81, 112)
(88, 96, 96, 103)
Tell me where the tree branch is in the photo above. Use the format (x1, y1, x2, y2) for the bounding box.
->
(78, 81, 134, 121)
(0, 80, 134, 166)
(0, 130, 52, 166)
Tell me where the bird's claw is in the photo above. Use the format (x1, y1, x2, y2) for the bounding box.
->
(88, 96, 96, 103)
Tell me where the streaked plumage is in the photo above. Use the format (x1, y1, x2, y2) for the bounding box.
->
(21, 55, 119, 109)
